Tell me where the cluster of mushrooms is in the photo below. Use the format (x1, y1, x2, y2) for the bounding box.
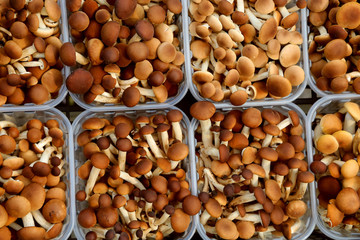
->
(191, 101, 313, 239)
(0, 0, 64, 105)
(308, 0, 360, 93)
(0, 117, 68, 239)
(64, 0, 185, 107)
(189, 0, 306, 105)
(310, 101, 360, 230)
(75, 111, 201, 239)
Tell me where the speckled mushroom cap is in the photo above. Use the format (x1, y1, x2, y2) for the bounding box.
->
(190, 101, 216, 120)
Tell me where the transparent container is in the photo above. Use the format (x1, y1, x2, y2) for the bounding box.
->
(189, 103, 316, 240)
(0, 0, 69, 111)
(302, 10, 360, 98)
(184, 1, 308, 107)
(0, 108, 75, 240)
(306, 95, 360, 240)
(72, 107, 197, 239)
(64, 1, 189, 110)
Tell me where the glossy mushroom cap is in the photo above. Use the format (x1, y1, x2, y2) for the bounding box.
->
(91, 152, 110, 169)
(66, 69, 94, 94)
(190, 101, 216, 120)
(78, 208, 97, 228)
(182, 195, 201, 216)
(42, 199, 67, 223)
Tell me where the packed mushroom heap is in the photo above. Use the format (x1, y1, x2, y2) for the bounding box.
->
(0, 117, 68, 239)
(0, 0, 64, 105)
(310, 101, 360, 231)
(75, 110, 201, 239)
(189, 0, 306, 105)
(191, 101, 314, 239)
(64, 0, 185, 107)
(308, 0, 360, 94)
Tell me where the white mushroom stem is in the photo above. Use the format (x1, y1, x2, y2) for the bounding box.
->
(251, 173, 260, 187)
(245, 8, 263, 31)
(313, 124, 323, 145)
(346, 72, 360, 82)
(9, 223, 22, 231)
(289, 168, 298, 192)
(94, 95, 120, 103)
(85, 166, 101, 200)
(90, 226, 120, 239)
(119, 171, 146, 190)
(95, 0, 110, 7)
(0, 120, 17, 129)
(241, 126, 250, 138)
(203, 168, 224, 192)
(235, 213, 262, 223)
(154, 212, 170, 226)
(203, 147, 219, 160)
(262, 159, 271, 180)
(103, 148, 117, 165)
(277, 117, 292, 130)
(13, 62, 29, 75)
(200, 210, 212, 225)
(39, 146, 56, 163)
(142, 132, 165, 158)
(202, 172, 210, 192)
(118, 150, 127, 172)
(288, 182, 309, 200)
(245, 203, 264, 212)
(237, 0, 244, 12)
(21, 59, 46, 70)
(119, 77, 139, 85)
(75, 52, 89, 65)
(204, 225, 217, 234)
(229, 193, 256, 206)
(159, 131, 169, 154)
(34, 136, 53, 152)
(276, 174, 285, 189)
(171, 121, 182, 142)
(317, 26, 328, 36)
(344, 113, 356, 134)
(251, 71, 269, 82)
(22, 212, 35, 227)
(199, 149, 212, 168)
(278, 6, 290, 18)
(199, 118, 213, 149)
(136, 86, 156, 98)
(0, 27, 12, 36)
(32, 210, 52, 229)
(227, 207, 243, 220)
(142, 145, 156, 162)
(213, 131, 220, 148)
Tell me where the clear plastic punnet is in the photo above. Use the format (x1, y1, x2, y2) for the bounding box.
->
(72, 107, 197, 240)
(189, 103, 316, 240)
(0, 108, 75, 240)
(184, 1, 308, 107)
(306, 95, 360, 240)
(0, 0, 70, 111)
(302, 10, 360, 98)
(64, 1, 189, 110)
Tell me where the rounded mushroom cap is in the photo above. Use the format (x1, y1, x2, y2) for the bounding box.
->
(258, 17, 278, 44)
(216, 218, 239, 240)
(276, 142, 295, 161)
(204, 198, 222, 217)
(284, 65, 305, 86)
(265, 179, 281, 202)
(258, 147, 278, 161)
(17, 227, 46, 240)
(151, 175, 168, 194)
(0, 206, 8, 228)
(321, 60, 347, 78)
(147, 5, 166, 24)
(228, 133, 249, 150)
(336, 188, 360, 215)
(320, 114, 342, 134)
(66, 69, 94, 94)
(0, 227, 11, 239)
(27, 84, 50, 105)
(167, 109, 183, 123)
(96, 207, 118, 228)
(167, 142, 189, 161)
(135, 158, 153, 175)
(246, 164, 266, 178)
(78, 208, 97, 228)
(69, 11, 90, 32)
(324, 39, 348, 60)
(182, 195, 201, 216)
(115, 0, 137, 20)
(242, 108, 262, 128)
(297, 171, 315, 183)
(191, 40, 211, 60)
(122, 86, 140, 107)
(126, 42, 149, 62)
(135, 20, 154, 41)
(286, 200, 307, 219)
(170, 209, 190, 233)
(190, 101, 216, 120)
(90, 152, 110, 169)
(316, 134, 339, 154)
(5, 196, 31, 218)
(262, 109, 281, 125)
(42, 199, 67, 223)
(0, 135, 16, 154)
(341, 159, 359, 179)
(21, 183, 46, 211)
(10, 21, 28, 39)
(236, 221, 255, 239)
(60, 42, 76, 66)
(267, 75, 292, 98)
(336, 2, 360, 29)
(279, 44, 301, 67)
(236, 56, 255, 80)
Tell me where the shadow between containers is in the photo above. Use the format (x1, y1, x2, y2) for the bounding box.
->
(64, 0, 189, 110)
(184, 2, 308, 107)
(71, 106, 197, 240)
(306, 95, 360, 240)
(302, 9, 360, 98)
(189, 103, 317, 240)
(0, 108, 76, 240)
(0, 0, 69, 111)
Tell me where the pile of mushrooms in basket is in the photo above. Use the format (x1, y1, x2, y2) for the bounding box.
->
(0, 0, 64, 105)
(75, 110, 201, 239)
(65, 0, 185, 107)
(189, 0, 306, 105)
(191, 101, 313, 239)
(0, 118, 68, 239)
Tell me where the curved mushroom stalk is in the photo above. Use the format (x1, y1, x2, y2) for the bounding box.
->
(89, 226, 120, 239)
(245, 203, 264, 212)
(9, 222, 22, 231)
(30, 146, 56, 167)
(200, 210, 212, 225)
(32, 13, 57, 38)
(33, 136, 53, 153)
(288, 182, 309, 201)
(85, 167, 101, 200)
(94, 94, 120, 104)
(32, 210, 52, 230)
(22, 212, 35, 227)
(203, 168, 224, 192)
(119, 171, 146, 190)
(21, 59, 47, 70)
(344, 113, 356, 134)
(229, 193, 256, 206)
(235, 213, 262, 223)
(237, 0, 245, 12)
(0, 120, 17, 130)
(12, 62, 31, 78)
(345, 71, 360, 82)
(245, 8, 263, 31)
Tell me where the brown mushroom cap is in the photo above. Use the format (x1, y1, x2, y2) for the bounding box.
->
(69, 11, 90, 32)
(0, 135, 16, 154)
(336, 2, 360, 29)
(242, 108, 262, 128)
(167, 142, 189, 161)
(171, 209, 190, 233)
(335, 188, 360, 215)
(91, 152, 110, 169)
(66, 69, 94, 94)
(182, 195, 201, 216)
(21, 183, 46, 211)
(42, 199, 67, 223)
(135, 20, 154, 41)
(78, 208, 97, 228)
(258, 17, 278, 44)
(115, 0, 137, 20)
(236, 221, 255, 239)
(96, 207, 118, 228)
(265, 179, 281, 202)
(17, 227, 46, 240)
(5, 196, 31, 218)
(216, 218, 239, 239)
(60, 42, 76, 66)
(190, 101, 216, 120)
(286, 200, 307, 219)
